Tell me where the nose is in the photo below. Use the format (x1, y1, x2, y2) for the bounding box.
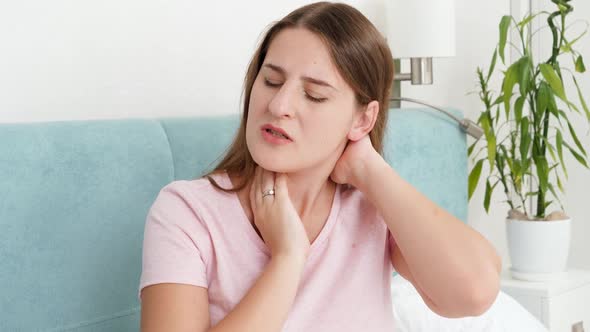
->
(267, 82, 296, 119)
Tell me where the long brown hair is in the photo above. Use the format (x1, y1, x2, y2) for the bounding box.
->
(204, 2, 394, 192)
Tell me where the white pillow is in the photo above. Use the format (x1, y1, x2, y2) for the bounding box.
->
(391, 275, 548, 332)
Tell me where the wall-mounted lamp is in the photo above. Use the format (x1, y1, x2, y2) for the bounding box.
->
(385, 0, 483, 139)
(385, 0, 455, 104)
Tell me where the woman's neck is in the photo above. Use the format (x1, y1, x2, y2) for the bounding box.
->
(229, 166, 337, 224)
(283, 170, 336, 221)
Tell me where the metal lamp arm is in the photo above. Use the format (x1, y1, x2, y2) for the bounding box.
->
(390, 97, 484, 139)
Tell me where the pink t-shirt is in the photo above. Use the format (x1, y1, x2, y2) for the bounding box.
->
(139, 171, 396, 331)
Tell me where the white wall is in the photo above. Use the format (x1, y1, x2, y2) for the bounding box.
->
(1, 1, 587, 268)
(0, 0, 383, 123)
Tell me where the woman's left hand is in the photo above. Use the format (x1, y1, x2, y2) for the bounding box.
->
(330, 135, 380, 187)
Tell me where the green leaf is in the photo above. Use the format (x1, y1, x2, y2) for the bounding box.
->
(520, 117, 530, 160)
(546, 140, 557, 163)
(499, 145, 510, 160)
(499, 145, 510, 171)
(540, 135, 555, 154)
(492, 95, 504, 106)
(506, 155, 515, 175)
(561, 29, 588, 54)
(518, 56, 532, 96)
(556, 130, 568, 179)
(567, 121, 587, 157)
(534, 156, 549, 195)
(548, 183, 560, 203)
(544, 200, 554, 210)
(514, 96, 525, 125)
(503, 62, 519, 116)
(468, 159, 485, 200)
(540, 63, 567, 101)
(477, 111, 486, 124)
(513, 159, 522, 191)
(558, 109, 569, 126)
(499, 15, 512, 64)
(563, 141, 590, 169)
(536, 82, 549, 113)
(487, 47, 498, 82)
(572, 76, 590, 121)
(485, 179, 500, 213)
(468, 141, 477, 156)
(551, 180, 566, 212)
(480, 113, 497, 169)
(575, 55, 586, 73)
(536, 82, 550, 127)
(522, 156, 531, 174)
(566, 100, 582, 115)
(557, 174, 564, 193)
(517, 12, 542, 30)
(547, 90, 560, 123)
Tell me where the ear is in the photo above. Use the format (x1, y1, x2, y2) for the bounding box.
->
(347, 100, 379, 141)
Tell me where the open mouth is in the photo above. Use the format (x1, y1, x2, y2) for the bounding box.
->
(264, 128, 290, 140)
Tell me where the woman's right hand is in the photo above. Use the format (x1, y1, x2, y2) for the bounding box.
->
(250, 167, 310, 261)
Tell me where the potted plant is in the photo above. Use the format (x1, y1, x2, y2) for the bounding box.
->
(468, 0, 589, 281)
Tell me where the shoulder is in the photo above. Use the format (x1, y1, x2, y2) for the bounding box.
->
(155, 172, 233, 206)
(337, 184, 389, 239)
(148, 172, 236, 225)
(339, 184, 381, 218)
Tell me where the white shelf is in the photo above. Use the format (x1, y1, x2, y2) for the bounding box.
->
(501, 268, 590, 332)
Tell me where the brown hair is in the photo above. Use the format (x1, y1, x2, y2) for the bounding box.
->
(204, 1, 394, 192)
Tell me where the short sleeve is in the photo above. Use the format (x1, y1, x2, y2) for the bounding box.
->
(138, 182, 210, 301)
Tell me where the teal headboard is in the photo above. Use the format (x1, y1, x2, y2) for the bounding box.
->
(0, 108, 466, 331)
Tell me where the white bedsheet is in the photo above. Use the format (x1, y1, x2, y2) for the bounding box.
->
(391, 275, 548, 332)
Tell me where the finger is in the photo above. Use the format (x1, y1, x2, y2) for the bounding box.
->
(261, 168, 276, 202)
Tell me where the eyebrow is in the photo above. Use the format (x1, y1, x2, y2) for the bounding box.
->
(263, 63, 337, 90)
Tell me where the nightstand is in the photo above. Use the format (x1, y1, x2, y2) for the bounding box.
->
(501, 269, 590, 332)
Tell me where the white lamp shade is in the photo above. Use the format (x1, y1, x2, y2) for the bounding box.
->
(385, 0, 456, 58)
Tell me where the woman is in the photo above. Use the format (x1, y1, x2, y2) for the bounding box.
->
(139, 2, 502, 331)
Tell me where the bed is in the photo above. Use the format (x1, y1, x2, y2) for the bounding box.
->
(391, 274, 548, 331)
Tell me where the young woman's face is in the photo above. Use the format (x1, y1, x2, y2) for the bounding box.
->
(246, 27, 359, 173)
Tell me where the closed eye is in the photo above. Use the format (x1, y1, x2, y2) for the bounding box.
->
(264, 78, 282, 87)
(305, 93, 327, 103)
(264, 78, 327, 103)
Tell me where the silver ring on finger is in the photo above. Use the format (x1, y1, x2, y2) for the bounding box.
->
(262, 188, 275, 198)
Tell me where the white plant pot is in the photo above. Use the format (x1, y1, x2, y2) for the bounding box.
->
(506, 218, 571, 281)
